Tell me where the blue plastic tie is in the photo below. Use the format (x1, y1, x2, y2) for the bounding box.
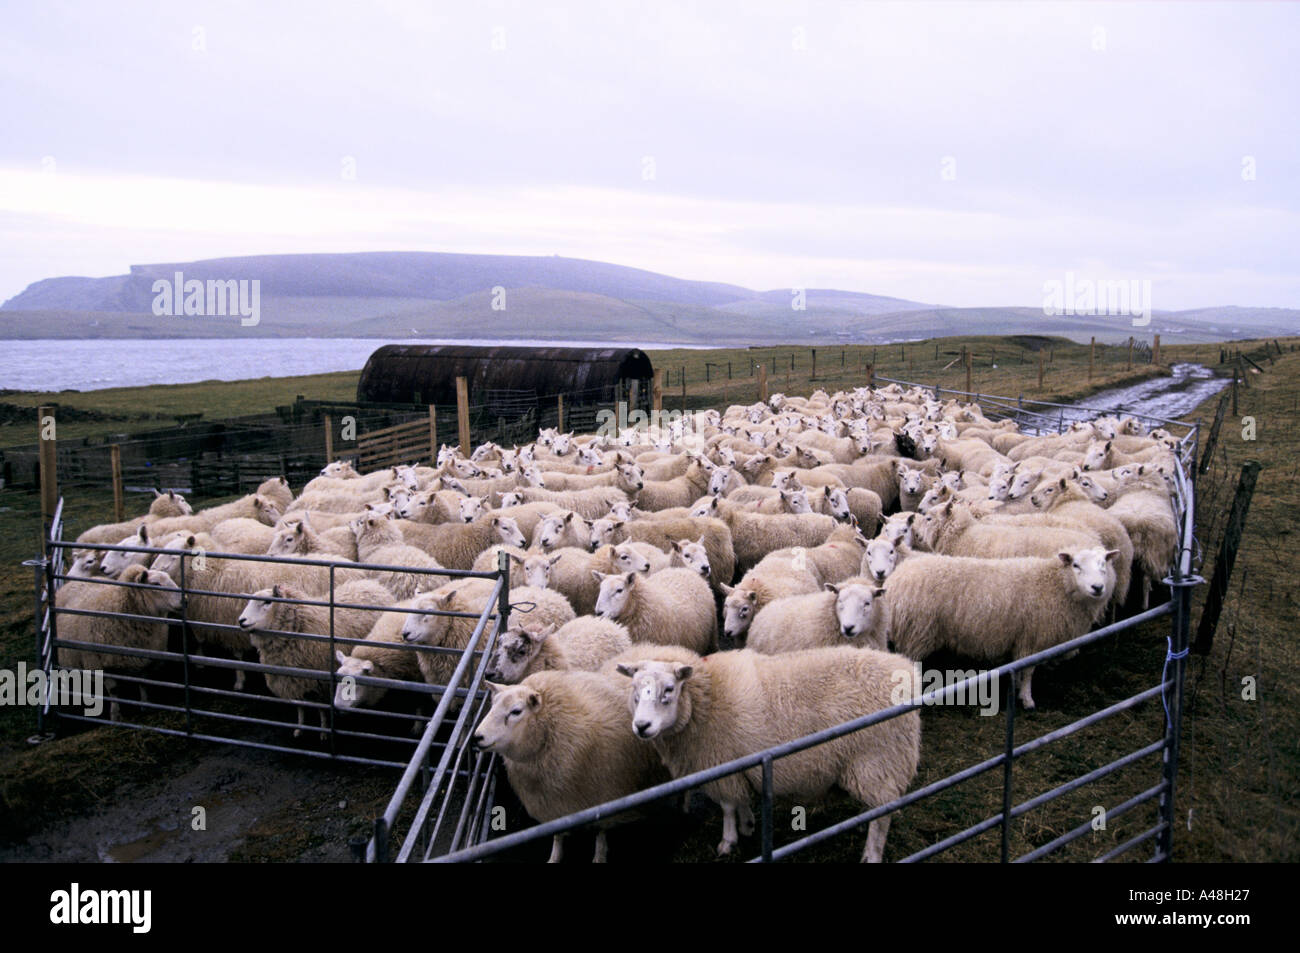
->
(1162, 637, 1190, 723)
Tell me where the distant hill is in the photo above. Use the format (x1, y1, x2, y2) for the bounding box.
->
(1, 251, 1295, 344)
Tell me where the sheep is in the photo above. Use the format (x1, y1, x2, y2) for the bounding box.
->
(538, 457, 644, 494)
(147, 493, 282, 536)
(473, 671, 668, 863)
(593, 568, 717, 654)
(668, 537, 713, 583)
(746, 580, 888, 654)
(690, 495, 835, 574)
(817, 458, 901, 509)
(897, 465, 936, 512)
(633, 461, 712, 511)
(615, 644, 921, 860)
(485, 618, 633, 683)
(99, 524, 154, 578)
(74, 489, 194, 545)
(209, 517, 278, 555)
(401, 581, 575, 687)
(534, 511, 592, 552)
(518, 485, 630, 520)
(479, 501, 562, 543)
(66, 549, 104, 580)
(266, 514, 357, 560)
(862, 534, 917, 584)
(516, 546, 624, 615)
(394, 513, 527, 570)
(332, 600, 427, 711)
(588, 515, 736, 593)
(397, 487, 462, 524)
(883, 547, 1120, 709)
(238, 579, 394, 736)
(256, 476, 294, 511)
(472, 544, 531, 576)
(811, 486, 883, 535)
(916, 499, 1102, 560)
(55, 565, 182, 721)
(1106, 486, 1178, 609)
(351, 514, 447, 600)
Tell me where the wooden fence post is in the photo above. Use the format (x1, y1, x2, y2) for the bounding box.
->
(652, 368, 663, 416)
(1128, 336, 1134, 370)
(557, 394, 565, 432)
(38, 406, 57, 530)
(1198, 394, 1230, 475)
(1194, 461, 1262, 654)
(865, 363, 874, 388)
(964, 348, 972, 396)
(324, 413, 334, 465)
(1038, 352, 1045, 390)
(757, 364, 768, 403)
(811, 348, 817, 381)
(1089, 337, 1095, 381)
(428, 405, 437, 463)
(456, 376, 471, 456)
(1153, 334, 1161, 365)
(111, 444, 124, 522)
(680, 367, 687, 414)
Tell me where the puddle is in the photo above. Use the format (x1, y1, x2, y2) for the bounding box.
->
(1020, 363, 1230, 433)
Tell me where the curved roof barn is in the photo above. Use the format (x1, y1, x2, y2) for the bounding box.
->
(357, 344, 655, 406)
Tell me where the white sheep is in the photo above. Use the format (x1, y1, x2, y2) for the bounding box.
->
(351, 513, 446, 599)
(485, 618, 633, 683)
(616, 644, 921, 860)
(747, 580, 888, 654)
(593, 568, 717, 654)
(473, 671, 668, 862)
(883, 547, 1120, 709)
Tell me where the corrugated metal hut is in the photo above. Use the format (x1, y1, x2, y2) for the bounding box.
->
(356, 344, 655, 413)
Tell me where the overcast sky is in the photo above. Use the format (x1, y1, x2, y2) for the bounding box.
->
(1, 0, 1296, 310)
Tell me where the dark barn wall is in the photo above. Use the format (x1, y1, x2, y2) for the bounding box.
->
(356, 345, 655, 407)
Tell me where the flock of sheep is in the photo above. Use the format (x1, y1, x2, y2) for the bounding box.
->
(56, 381, 1184, 862)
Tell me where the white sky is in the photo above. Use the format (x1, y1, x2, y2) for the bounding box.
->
(1, 0, 1296, 309)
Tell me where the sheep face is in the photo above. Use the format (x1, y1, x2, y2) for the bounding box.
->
(459, 496, 487, 523)
(334, 652, 379, 709)
(1007, 469, 1041, 500)
(536, 513, 574, 551)
(899, 467, 927, 498)
(688, 496, 717, 519)
(1082, 441, 1111, 472)
(1074, 474, 1109, 503)
(401, 590, 457, 644)
(521, 554, 559, 589)
(101, 525, 151, 578)
(830, 583, 884, 640)
(617, 660, 692, 740)
(67, 549, 102, 579)
(491, 516, 527, 549)
(707, 466, 732, 496)
(607, 501, 634, 521)
(473, 682, 543, 758)
(253, 496, 283, 526)
(617, 463, 645, 492)
(470, 442, 496, 463)
(771, 470, 800, 491)
(498, 448, 518, 473)
(238, 587, 281, 631)
(862, 539, 900, 583)
(593, 571, 637, 620)
(1061, 548, 1119, 601)
(612, 544, 652, 575)
(551, 433, 575, 456)
(267, 522, 306, 556)
(148, 532, 204, 579)
(823, 487, 851, 521)
(883, 513, 915, 549)
(577, 445, 603, 466)
(1029, 478, 1069, 509)
(484, 625, 553, 683)
(519, 465, 547, 488)
(671, 538, 711, 579)
(436, 445, 458, 467)
(780, 489, 812, 515)
(722, 588, 759, 641)
(320, 461, 356, 479)
(588, 518, 623, 550)
(986, 472, 1012, 501)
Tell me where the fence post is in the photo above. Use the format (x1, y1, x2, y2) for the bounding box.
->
(652, 368, 663, 416)
(110, 444, 124, 522)
(498, 548, 512, 633)
(811, 348, 817, 381)
(38, 406, 57, 534)
(1038, 352, 1044, 390)
(1153, 334, 1161, 365)
(428, 405, 437, 464)
(865, 363, 874, 388)
(557, 393, 565, 433)
(680, 367, 687, 414)
(1001, 671, 1017, 863)
(456, 376, 471, 456)
(324, 413, 334, 465)
(1194, 461, 1261, 655)
(1128, 336, 1134, 370)
(1158, 539, 1200, 861)
(964, 348, 972, 396)
(757, 364, 768, 403)
(1089, 337, 1095, 381)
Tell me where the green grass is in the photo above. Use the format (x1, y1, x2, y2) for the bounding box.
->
(1, 333, 1296, 860)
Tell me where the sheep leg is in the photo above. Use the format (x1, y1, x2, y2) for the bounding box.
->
(294, 706, 305, 738)
(547, 834, 565, 864)
(233, 666, 246, 692)
(861, 815, 892, 863)
(318, 709, 329, 739)
(1142, 575, 1151, 611)
(592, 830, 608, 864)
(738, 801, 756, 837)
(717, 802, 740, 856)
(1018, 665, 1036, 710)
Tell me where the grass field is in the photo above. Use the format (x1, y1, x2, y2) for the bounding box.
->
(0, 333, 1295, 861)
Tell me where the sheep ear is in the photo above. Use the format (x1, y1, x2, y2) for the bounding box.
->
(525, 690, 541, 710)
(746, 590, 758, 603)
(439, 590, 457, 606)
(671, 540, 682, 552)
(563, 512, 574, 524)
(591, 570, 607, 583)
(153, 488, 163, 497)
(905, 514, 915, 526)
(507, 552, 524, 566)
(674, 665, 694, 682)
(335, 650, 348, 665)
(1058, 477, 1067, 489)
(1058, 552, 1073, 566)
(483, 680, 506, 697)
(615, 662, 641, 678)
(719, 582, 734, 596)
(1104, 549, 1120, 562)
(873, 588, 886, 599)
(823, 583, 839, 594)
(273, 584, 282, 598)
(623, 571, 636, 586)
(137, 524, 149, 542)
